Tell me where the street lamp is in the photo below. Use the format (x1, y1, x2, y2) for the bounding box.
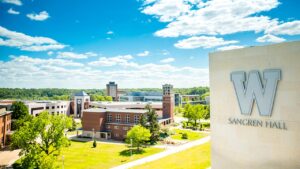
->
(62, 155, 64, 169)
(92, 128, 95, 140)
(130, 138, 133, 157)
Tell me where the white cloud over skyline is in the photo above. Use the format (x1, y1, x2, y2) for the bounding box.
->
(26, 11, 50, 21)
(1, 0, 22, 6)
(8, 8, 20, 15)
(0, 55, 209, 88)
(0, 26, 66, 51)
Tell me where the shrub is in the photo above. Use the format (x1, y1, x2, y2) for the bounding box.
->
(181, 133, 188, 139)
(93, 139, 97, 148)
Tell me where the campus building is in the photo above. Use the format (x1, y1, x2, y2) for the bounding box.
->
(0, 108, 11, 147)
(82, 84, 175, 140)
(210, 41, 300, 169)
(106, 82, 118, 101)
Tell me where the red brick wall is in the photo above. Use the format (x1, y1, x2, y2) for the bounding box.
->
(82, 112, 106, 131)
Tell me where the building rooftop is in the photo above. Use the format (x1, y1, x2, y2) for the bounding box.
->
(74, 91, 89, 96)
(90, 101, 162, 109)
(0, 109, 12, 116)
(83, 108, 148, 114)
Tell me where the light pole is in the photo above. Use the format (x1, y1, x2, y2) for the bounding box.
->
(62, 155, 64, 169)
(130, 138, 133, 157)
(92, 128, 95, 140)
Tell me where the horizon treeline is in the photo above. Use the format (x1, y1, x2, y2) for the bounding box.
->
(0, 87, 209, 101)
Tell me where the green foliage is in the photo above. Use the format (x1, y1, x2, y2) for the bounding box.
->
(183, 104, 210, 130)
(139, 114, 148, 128)
(139, 105, 160, 144)
(69, 116, 77, 131)
(200, 92, 210, 100)
(0, 88, 105, 100)
(90, 94, 113, 101)
(126, 125, 151, 151)
(93, 139, 97, 148)
(0, 87, 209, 100)
(181, 133, 188, 139)
(11, 101, 29, 120)
(11, 111, 72, 169)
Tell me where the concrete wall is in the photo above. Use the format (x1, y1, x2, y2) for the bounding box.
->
(210, 41, 300, 169)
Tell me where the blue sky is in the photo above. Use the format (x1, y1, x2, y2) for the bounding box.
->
(0, 0, 299, 89)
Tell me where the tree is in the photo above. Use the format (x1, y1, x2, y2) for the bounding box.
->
(11, 101, 29, 120)
(147, 108, 160, 144)
(183, 104, 193, 126)
(139, 104, 160, 144)
(11, 111, 72, 169)
(139, 114, 148, 128)
(126, 125, 151, 151)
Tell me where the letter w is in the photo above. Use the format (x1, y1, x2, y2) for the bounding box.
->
(231, 69, 281, 116)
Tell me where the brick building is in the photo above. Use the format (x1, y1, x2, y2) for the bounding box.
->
(0, 108, 12, 147)
(82, 84, 175, 141)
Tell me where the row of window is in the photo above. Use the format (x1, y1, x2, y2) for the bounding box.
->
(51, 111, 66, 115)
(114, 133, 126, 138)
(107, 114, 140, 123)
(106, 125, 129, 131)
(46, 105, 67, 109)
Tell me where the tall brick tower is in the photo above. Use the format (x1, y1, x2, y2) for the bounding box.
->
(162, 84, 174, 122)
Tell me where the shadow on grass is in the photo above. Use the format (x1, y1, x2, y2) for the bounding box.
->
(119, 149, 145, 157)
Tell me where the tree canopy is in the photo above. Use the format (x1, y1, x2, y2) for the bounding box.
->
(126, 125, 151, 151)
(11, 101, 29, 119)
(11, 111, 72, 169)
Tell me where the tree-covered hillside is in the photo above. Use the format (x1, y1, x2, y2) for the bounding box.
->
(0, 87, 209, 100)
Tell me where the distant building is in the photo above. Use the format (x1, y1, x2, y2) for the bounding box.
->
(72, 91, 90, 118)
(174, 93, 181, 106)
(119, 91, 163, 102)
(0, 108, 11, 147)
(162, 84, 174, 121)
(82, 84, 174, 141)
(106, 82, 118, 101)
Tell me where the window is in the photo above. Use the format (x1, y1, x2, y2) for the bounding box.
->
(114, 126, 119, 129)
(116, 114, 121, 123)
(61, 105, 63, 108)
(134, 115, 140, 124)
(125, 114, 130, 123)
(57, 106, 59, 108)
(52, 106, 55, 109)
(46, 106, 49, 109)
(64, 105, 66, 108)
(115, 133, 119, 137)
(61, 111, 63, 114)
(107, 114, 112, 122)
(123, 126, 128, 130)
(106, 125, 110, 129)
(57, 111, 59, 114)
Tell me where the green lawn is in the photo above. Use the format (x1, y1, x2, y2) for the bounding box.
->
(56, 141, 163, 169)
(170, 129, 208, 141)
(131, 142, 211, 169)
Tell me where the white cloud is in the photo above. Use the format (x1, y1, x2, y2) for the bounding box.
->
(265, 21, 300, 35)
(107, 31, 114, 34)
(161, 50, 169, 55)
(256, 34, 285, 43)
(26, 11, 50, 21)
(137, 50, 150, 57)
(142, 0, 280, 37)
(217, 45, 245, 51)
(160, 57, 175, 63)
(57, 52, 97, 59)
(174, 36, 238, 49)
(0, 26, 66, 51)
(0, 55, 209, 88)
(89, 55, 134, 67)
(47, 51, 53, 56)
(8, 8, 20, 15)
(141, 0, 191, 22)
(1, 0, 22, 6)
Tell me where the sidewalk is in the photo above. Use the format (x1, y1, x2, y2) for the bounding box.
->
(111, 136, 210, 169)
(0, 149, 21, 167)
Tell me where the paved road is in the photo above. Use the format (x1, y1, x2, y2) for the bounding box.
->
(0, 149, 21, 167)
(111, 136, 211, 169)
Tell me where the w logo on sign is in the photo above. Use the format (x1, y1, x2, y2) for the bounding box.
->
(231, 69, 281, 116)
